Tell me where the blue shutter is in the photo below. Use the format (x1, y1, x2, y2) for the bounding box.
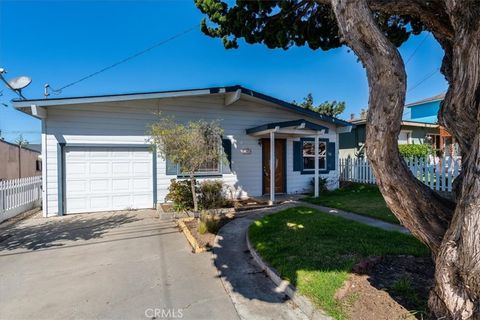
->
(293, 141, 302, 171)
(222, 139, 232, 174)
(165, 158, 177, 175)
(327, 142, 336, 171)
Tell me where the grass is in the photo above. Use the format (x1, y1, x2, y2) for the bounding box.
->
(302, 183, 399, 224)
(248, 207, 429, 319)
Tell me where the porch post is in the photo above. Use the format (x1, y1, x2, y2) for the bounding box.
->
(314, 133, 319, 197)
(269, 131, 275, 205)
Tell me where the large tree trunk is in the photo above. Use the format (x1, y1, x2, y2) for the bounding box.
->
(330, 0, 480, 318)
(428, 2, 480, 318)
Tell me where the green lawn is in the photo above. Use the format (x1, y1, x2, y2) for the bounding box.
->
(302, 183, 399, 224)
(248, 207, 429, 319)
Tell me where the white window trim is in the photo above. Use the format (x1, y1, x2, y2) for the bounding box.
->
(302, 141, 327, 171)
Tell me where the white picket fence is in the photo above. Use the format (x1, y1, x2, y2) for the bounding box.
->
(339, 157, 461, 192)
(0, 176, 42, 223)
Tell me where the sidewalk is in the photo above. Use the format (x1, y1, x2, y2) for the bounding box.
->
(299, 202, 409, 234)
(212, 205, 313, 320)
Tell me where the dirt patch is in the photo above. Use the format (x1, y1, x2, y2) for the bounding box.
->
(341, 255, 434, 320)
(183, 216, 234, 250)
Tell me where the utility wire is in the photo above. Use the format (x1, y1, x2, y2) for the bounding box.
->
(408, 68, 439, 93)
(401, 68, 440, 119)
(404, 33, 428, 66)
(50, 25, 197, 94)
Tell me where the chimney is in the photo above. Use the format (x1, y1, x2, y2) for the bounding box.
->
(350, 113, 355, 121)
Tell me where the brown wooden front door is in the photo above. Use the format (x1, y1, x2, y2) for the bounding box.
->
(262, 139, 286, 194)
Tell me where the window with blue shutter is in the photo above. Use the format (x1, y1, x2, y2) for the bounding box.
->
(294, 138, 336, 174)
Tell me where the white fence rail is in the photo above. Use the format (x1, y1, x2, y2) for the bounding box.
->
(0, 176, 42, 223)
(339, 157, 461, 192)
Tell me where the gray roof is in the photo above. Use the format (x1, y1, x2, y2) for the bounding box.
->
(12, 85, 354, 127)
(405, 92, 445, 108)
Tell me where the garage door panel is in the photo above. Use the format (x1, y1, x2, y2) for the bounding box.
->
(90, 162, 110, 175)
(68, 180, 88, 193)
(133, 178, 150, 190)
(133, 162, 150, 174)
(90, 150, 110, 158)
(112, 162, 131, 175)
(112, 195, 132, 209)
(67, 197, 89, 212)
(68, 163, 87, 176)
(112, 179, 130, 191)
(65, 147, 153, 214)
(90, 179, 110, 192)
(90, 196, 111, 211)
(133, 194, 151, 206)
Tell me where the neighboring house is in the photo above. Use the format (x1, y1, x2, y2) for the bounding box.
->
(340, 93, 459, 158)
(0, 139, 42, 180)
(339, 119, 439, 158)
(405, 93, 458, 156)
(13, 86, 353, 217)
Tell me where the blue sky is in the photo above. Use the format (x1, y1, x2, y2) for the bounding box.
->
(0, 0, 447, 144)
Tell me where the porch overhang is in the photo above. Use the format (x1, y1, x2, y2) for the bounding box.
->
(246, 119, 329, 138)
(247, 119, 327, 205)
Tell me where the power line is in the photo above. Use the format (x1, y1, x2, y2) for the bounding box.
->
(404, 33, 428, 66)
(408, 68, 439, 93)
(50, 25, 197, 95)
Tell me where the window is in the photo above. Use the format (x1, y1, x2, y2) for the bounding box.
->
(35, 159, 42, 172)
(177, 144, 222, 176)
(426, 134, 441, 150)
(303, 141, 327, 171)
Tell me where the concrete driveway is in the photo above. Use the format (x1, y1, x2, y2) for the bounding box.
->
(0, 210, 238, 320)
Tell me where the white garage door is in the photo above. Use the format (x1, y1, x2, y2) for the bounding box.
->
(65, 147, 153, 214)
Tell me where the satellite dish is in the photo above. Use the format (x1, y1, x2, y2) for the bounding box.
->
(8, 76, 32, 90)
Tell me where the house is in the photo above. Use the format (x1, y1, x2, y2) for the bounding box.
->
(0, 139, 41, 180)
(339, 119, 439, 158)
(340, 93, 457, 158)
(13, 86, 353, 217)
(405, 93, 458, 156)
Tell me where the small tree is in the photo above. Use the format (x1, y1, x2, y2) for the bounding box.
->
(15, 134, 29, 147)
(293, 93, 346, 117)
(148, 117, 224, 212)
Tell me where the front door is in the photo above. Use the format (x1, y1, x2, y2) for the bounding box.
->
(262, 139, 286, 194)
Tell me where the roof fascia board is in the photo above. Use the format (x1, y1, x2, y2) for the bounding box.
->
(12, 88, 217, 108)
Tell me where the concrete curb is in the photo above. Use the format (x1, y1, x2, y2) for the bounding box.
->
(177, 217, 207, 253)
(246, 225, 332, 320)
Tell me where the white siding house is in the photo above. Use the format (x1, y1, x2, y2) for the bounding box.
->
(13, 86, 353, 216)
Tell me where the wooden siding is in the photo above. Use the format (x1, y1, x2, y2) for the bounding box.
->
(42, 94, 338, 216)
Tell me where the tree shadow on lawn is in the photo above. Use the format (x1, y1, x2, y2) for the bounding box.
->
(0, 211, 142, 252)
(216, 206, 431, 318)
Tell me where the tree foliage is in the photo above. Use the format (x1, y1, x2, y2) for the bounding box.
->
(293, 93, 345, 117)
(148, 117, 224, 211)
(195, 0, 424, 50)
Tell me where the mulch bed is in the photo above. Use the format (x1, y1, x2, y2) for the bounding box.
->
(340, 255, 434, 320)
(183, 216, 234, 249)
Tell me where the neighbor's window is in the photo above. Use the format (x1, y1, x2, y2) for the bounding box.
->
(303, 141, 326, 170)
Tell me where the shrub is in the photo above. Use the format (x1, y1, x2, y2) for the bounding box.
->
(199, 211, 220, 234)
(398, 144, 432, 159)
(199, 180, 226, 209)
(198, 220, 208, 234)
(310, 177, 329, 194)
(166, 179, 196, 212)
